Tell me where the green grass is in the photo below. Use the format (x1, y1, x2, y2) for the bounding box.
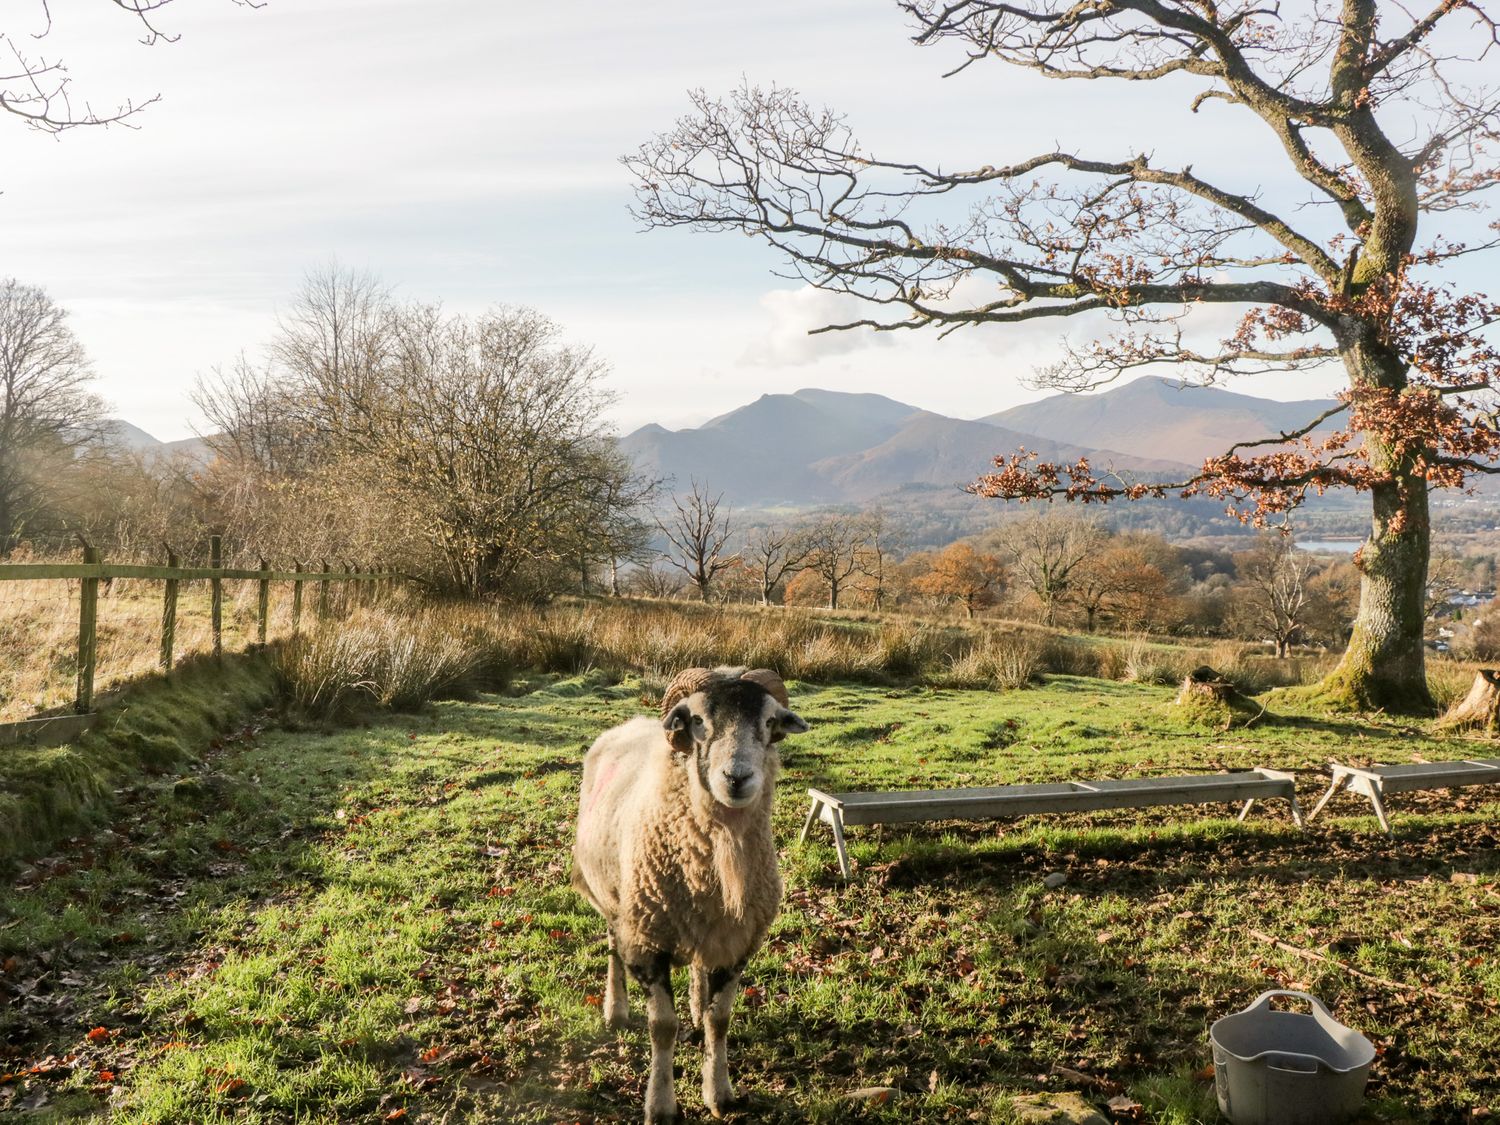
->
(1, 673, 1495, 1122)
(0, 651, 281, 863)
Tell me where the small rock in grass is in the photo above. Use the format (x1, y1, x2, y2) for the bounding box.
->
(1007, 1091, 1109, 1124)
(845, 1086, 899, 1104)
(1043, 872, 1068, 889)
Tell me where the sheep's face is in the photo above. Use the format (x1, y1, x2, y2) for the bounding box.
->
(663, 681, 809, 808)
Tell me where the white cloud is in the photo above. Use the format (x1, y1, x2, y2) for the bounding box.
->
(739, 286, 897, 367)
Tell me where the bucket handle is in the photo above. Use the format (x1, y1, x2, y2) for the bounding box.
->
(1239, 989, 1336, 1021)
(1260, 1050, 1327, 1075)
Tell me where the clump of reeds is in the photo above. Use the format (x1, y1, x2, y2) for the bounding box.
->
(276, 607, 513, 718)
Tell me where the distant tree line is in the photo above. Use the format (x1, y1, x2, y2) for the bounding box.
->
(0, 270, 657, 599)
(633, 482, 1371, 655)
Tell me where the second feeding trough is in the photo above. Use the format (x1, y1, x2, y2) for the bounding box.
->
(1209, 990, 1376, 1125)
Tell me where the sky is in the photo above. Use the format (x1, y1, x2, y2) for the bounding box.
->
(0, 0, 1486, 441)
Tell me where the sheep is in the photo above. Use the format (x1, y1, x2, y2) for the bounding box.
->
(570, 666, 809, 1123)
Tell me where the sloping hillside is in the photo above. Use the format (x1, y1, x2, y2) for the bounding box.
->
(100, 420, 213, 464)
(813, 412, 1191, 500)
(983, 375, 1342, 466)
(619, 388, 924, 504)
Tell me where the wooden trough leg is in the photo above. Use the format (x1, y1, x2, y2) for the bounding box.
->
(1288, 792, 1306, 829)
(1236, 798, 1256, 823)
(799, 799, 824, 844)
(1307, 772, 1350, 823)
(1363, 781, 1394, 836)
(827, 808, 852, 880)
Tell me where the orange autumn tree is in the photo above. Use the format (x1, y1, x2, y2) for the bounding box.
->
(914, 542, 1008, 618)
(629, 0, 1500, 714)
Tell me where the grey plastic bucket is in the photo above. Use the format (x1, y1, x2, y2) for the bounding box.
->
(1209, 990, 1375, 1125)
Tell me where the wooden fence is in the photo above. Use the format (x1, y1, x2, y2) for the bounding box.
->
(0, 535, 397, 745)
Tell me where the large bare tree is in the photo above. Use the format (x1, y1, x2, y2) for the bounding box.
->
(744, 522, 814, 605)
(198, 270, 640, 596)
(1231, 536, 1314, 657)
(628, 0, 1500, 712)
(658, 481, 739, 602)
(995, 512, 1103, 625)
(0, 279, 105, 553)
(804, 511, 871, 610)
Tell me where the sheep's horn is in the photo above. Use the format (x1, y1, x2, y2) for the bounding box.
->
(661, 667, 717, 717)
(740, 668, 790, 708)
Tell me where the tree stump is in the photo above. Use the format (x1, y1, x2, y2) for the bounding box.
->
(1176, 665, 1238, 705)
(1437, 669, 1500, 732)
(1173, 666, 1264, 728)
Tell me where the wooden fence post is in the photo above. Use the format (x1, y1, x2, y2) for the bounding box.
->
(319, 559, 331, 620)
(291, 560, 304, 635)
(210, 535, 224, 660)
(76, 543, 101, 714)
(160, 546, 180, 672)
(257, 557, 271, 644)
(344, 562, 354, 613)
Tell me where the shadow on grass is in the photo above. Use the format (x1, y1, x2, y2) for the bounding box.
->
(0, 691, 433, 1119)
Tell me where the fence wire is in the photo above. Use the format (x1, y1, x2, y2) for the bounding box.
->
(2, 556, 381, 724)
(0, 577, 79, 723)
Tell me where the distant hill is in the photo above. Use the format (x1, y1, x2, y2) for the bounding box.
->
(812, 412, 1187, 501)
(982, 375, 1343, 467)
(100, 420, 164, 452)
(619, 388, 926, 506)
(100, 420, 212, 464)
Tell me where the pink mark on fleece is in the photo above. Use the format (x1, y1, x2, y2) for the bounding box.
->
(582, 761, 620, 824)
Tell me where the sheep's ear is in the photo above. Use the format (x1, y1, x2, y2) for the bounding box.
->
(663, 702, 695, 758)
(770, 708, 809, 742)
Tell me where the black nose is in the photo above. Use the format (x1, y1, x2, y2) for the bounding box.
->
(725, 771, 755, 795)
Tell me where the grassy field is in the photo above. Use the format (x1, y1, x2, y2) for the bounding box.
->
(0, 575, 301, 724)
(0, 671, 1495, 1123)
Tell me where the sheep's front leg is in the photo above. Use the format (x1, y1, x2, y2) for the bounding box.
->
(604, 930, 629, 1029)
(629, 953, 678, 1124)
(701, 964, 743, 1118)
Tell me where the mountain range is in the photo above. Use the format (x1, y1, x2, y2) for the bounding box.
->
(106, 375, 1347, 512)
(619, 376, 1342, 508)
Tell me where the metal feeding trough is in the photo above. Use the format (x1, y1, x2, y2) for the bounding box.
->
(1209, 990, 1376, 1125)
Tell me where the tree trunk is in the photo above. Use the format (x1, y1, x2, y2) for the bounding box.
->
(1039, 592, 1056, 626)
(1437, 670, 1500, 731)
(609, 556, 620, 597)
(1275, 636, 1288, 659)
(1320, 459, 1434, 714)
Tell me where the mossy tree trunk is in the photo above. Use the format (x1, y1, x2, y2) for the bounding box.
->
(1438, 670, 1500, 731)
(1318, 340, 1434, 714)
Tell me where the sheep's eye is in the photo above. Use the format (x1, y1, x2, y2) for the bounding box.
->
(691, 715, 705, 728)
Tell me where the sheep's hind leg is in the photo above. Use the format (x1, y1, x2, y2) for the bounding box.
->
(629, 952, 678, 1124)
(688, 963, 709, 1030)
(701, 964, 743, 1118)
(604, 930, 630, 1029)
